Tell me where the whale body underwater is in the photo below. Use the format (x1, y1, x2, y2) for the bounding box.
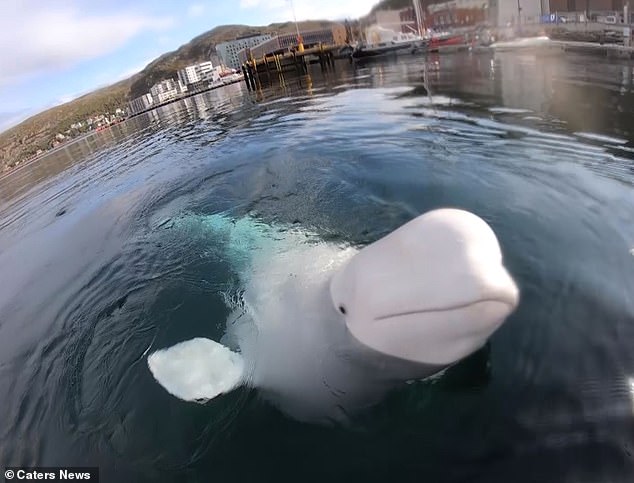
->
(148, 208, 520, 423)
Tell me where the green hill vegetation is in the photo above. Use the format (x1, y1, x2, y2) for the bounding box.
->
(0, 80, 132, 172)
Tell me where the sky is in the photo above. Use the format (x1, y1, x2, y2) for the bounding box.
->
(0, 0, 374, 133)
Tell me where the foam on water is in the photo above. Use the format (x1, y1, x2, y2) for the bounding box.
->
(491, 36, 552, 49)
(574, 132, 629, 145)
(489, 107, 533, 114)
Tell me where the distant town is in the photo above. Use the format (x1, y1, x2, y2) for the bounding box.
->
(31, 25, 348, 170)
(4, 0, 632, 174)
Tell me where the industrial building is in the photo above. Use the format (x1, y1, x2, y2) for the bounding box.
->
(237, 26, 346, 66)
(369, 1, 629, 34)
(216, 34, 273, 70)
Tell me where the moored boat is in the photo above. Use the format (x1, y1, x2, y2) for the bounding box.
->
(427, 32, 469, 52)
(352, 26, 426, 61)
(352, 40, 422, 60)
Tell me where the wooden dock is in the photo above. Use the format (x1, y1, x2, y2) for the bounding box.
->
(241, 44, 341, 91)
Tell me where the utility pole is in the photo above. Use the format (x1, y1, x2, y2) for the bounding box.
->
(517, 0, 522, 26)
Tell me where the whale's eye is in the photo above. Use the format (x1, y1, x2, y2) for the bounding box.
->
(339, 305, 347, 315)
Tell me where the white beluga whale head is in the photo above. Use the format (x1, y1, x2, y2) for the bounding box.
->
(148, 208, 519, 422)
(330, 208, 519, 367)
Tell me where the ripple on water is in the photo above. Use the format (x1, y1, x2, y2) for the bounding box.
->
(0, 54, 633, 481)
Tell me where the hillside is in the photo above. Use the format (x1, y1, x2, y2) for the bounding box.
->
(0, 19, 338, 172)
(128, 20, 337, 98)
(370, 0, 413, 14)
(0, 79, 134, 172)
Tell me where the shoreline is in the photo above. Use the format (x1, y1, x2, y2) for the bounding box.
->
(0, 78, 245, 181)
(2, 41, 633, 179)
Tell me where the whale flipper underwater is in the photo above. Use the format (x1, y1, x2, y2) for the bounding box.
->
(148, 209, 520, 423)
(148, 338, 244, 402)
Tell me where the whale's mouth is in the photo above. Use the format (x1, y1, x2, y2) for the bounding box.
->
(374, 297, 517, 321)
(347, 296, 518, 366)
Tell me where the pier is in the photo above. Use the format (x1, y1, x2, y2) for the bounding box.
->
(241, 44, 340, 91)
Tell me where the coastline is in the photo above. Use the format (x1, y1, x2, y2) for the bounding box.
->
(0, 77, 246, 180)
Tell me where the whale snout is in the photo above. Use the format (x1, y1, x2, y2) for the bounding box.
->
(330, 208, 520, 367)
(351, 261, 519, 366)
(374, 266, 519, 322)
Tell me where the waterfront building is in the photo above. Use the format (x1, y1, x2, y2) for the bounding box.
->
(549, 0, 624, 12)
(374, 10, 410, 31)
(177, 61, 222, 89)
(423, 1, 493, 29)
(368, 2, 490, 34)
(178, 61, 214, 85)
(495, 0, 545, 26)
(216, 34, 273, 70)
(149, 79, 186, 104)
(417, 0, 626, 28)
(237, 26, 345, 65)
(127, 93, 154, 116)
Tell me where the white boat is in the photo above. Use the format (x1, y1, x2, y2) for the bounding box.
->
(353, 26, 425, 60)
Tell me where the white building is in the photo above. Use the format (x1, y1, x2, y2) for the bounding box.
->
(177, 61, 222, 87)
(374, 10, 404, 31)
(127, 93, 154, 116)
(149, 79, 186, 104)
(496, 0, 544, 26)
(216, 34, 272, 70)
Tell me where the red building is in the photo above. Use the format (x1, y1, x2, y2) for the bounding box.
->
(422, 1, 490, 29)
(399, 7, 418, 33)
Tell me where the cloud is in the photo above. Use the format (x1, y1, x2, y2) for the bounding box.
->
(0, 1, 174, 86)
(238, 0, 371, 20)
(187, 3, 206, 17)
(240, 0, 262, 7)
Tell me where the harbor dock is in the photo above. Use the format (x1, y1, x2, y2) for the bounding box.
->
(241, 44, 340, 91)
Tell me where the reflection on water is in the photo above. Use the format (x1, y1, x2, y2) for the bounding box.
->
(0, 51, 633, 483)
(4, 50, 633, 210)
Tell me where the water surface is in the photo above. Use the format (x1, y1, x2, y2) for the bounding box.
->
(1, 52, 633, 483)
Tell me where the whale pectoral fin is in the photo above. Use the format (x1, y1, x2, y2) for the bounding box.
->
(147, 337, 245, 403)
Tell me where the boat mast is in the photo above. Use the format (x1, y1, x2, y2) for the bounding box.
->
(290, 0, 304, 52)
(413, 0, 424, 37)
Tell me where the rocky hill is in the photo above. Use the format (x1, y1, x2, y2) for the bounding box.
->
(0, 20, 338, 172)
(128, 20, 337, 98)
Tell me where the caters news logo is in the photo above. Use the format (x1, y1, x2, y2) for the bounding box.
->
(4, 468, 98, 481)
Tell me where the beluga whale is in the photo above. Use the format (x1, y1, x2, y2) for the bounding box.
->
(148, 208, 519, 423)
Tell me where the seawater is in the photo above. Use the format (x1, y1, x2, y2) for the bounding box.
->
(0, 52, 633, 483)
